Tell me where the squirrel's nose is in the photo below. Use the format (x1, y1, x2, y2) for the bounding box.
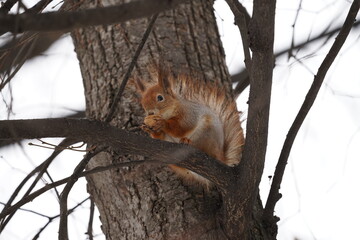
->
(147, 111, 155, 115)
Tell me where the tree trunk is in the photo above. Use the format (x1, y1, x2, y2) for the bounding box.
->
(70, 0, 265, 239)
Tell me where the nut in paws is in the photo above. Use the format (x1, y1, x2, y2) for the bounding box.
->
(144, 115, 165, 132)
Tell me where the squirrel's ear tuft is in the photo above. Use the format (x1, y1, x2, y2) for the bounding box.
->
(158, 67, 172, 94)
(134, 77, 146, 93)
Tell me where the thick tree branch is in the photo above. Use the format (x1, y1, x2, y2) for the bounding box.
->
(0, 112, 84, 149)
(240, 0, 276, 202)
(0, 0, 19, 15)
(0, 118, 231, 187)
(0, 0, 187, 33)
(263, 0, 360, 230)
(220, 0, 276, 239)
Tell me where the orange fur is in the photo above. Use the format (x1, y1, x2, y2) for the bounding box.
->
(135, 67, 244, 185)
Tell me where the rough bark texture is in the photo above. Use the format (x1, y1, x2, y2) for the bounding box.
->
(70, 0, 261, 239)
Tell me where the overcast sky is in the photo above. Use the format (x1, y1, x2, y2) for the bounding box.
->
(1, 0, 360, 239)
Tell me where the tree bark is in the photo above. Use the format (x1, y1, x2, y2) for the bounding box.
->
(70, 0, 265, 239)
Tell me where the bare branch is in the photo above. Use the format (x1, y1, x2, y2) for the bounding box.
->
(32, 197, 90, 240)
(289, 0, 303, 58)
(0, 118, 231, 186)
(0, 0, 63, 88)
(232, 72, 249, 97)
(232, 20, 360, 96)
(263, 0, 360, 231)
(0, 0, 187, 33)
(26, 0, 53, 15)
(0, 138, 79, 232)
(0, 0, 52, 15)
(220, 0, 276, 238)
(239, 0, 276, 193)
(225, 0, 252, 72)
(105, 13, 158, 122)
(58, 147, 105, 240)
(0, 112, 84, 149)
(0, 35, 38, 91)
(0, 160, 147, 220)
(0, 0, 19, 15)
(0, 31, 64, 74)
(86, 198, 95, 240)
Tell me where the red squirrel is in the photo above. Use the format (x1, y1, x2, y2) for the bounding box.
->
(135, 67, 244, 184)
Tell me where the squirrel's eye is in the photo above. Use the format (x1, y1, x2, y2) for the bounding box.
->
(157, 95, 164, 102)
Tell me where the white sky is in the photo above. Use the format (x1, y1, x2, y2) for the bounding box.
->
(1, 0, 360, 239)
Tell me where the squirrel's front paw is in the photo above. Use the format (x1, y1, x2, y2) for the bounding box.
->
(180, 137, 191, 144)
(140, 124, 153, 134)
(144, 115, 165, 132)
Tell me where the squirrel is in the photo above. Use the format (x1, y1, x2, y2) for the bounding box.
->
(134, 67, 244, 184)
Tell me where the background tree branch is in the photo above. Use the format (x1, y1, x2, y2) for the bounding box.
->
(225, 0, 252, 72)
(0, 159, 147, 221)
(263, 0, 360, 230)
(58, 146, 105, 240)
(232, 20, 360, 96)
(0, 0, 186, 33)
(0, 138, 79, 232)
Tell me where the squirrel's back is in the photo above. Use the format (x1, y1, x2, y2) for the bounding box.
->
(148, 68, 244, 166)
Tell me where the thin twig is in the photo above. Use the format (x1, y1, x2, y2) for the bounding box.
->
(0, 0, 57, 88)
(225, 0, 252, 72)
(0, 138, 78, 232)
(263, 0, 360, 227)
(289, 0, 303, 59)
(44, 168, 61, 200)
(232, 20, 360, 96)
(86, 198, 95, 240)
(105, 13, 158, 122)
(0, 160, 147, 220)
(32, 197, 89, 240)
(0, 202, 51, 218)
(0, 34, 38, 91)
(58, 147, 105, 240)
(233, 75, 249, 97)
(29, 138, 90, 152)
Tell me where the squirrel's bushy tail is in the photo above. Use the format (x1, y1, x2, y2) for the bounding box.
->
(157, 71, 244, 166)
